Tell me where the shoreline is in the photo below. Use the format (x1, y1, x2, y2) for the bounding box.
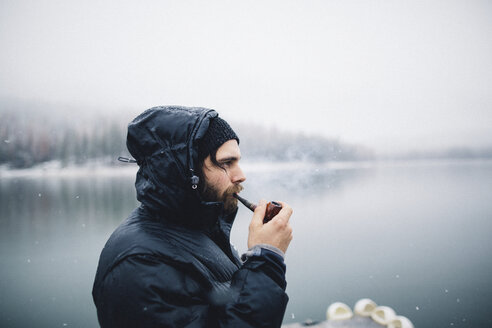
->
(1, 158, 491, 179)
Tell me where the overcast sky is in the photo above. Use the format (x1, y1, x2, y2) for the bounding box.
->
(1, 0, 491, 153)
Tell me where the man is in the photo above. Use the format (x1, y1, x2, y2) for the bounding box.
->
(92, 106, 294, 327)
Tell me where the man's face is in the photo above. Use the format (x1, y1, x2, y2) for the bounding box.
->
(201, 140, 246, 214)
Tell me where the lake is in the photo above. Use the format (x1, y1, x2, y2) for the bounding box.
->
(1, 160, 491, 327)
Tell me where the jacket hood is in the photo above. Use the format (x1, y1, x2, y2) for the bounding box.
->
(126, 106, 227, 228)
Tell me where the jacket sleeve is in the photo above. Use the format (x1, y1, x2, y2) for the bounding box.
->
(218, 247, 289, 328)
(95, 250, 288, 328)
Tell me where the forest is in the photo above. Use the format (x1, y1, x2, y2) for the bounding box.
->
(1, 101, 490, 169)
(0, 103, 373, 169)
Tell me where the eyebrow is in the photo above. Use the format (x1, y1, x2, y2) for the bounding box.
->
(217, 156, 240, 163)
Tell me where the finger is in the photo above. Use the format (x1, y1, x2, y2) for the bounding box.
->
(251, 199, 267, 227)
(274, 201, 293, 222)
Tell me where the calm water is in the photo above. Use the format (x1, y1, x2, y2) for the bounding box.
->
(1, 160, 492, 327)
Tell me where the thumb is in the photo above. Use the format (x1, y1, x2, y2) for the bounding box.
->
(251, 199, 267, 227)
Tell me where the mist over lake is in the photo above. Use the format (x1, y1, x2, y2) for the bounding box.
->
(1, 0, 491, 326)
(1, 160, 491, 327)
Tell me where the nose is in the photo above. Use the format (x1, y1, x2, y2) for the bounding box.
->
(231, 165, 246, 184)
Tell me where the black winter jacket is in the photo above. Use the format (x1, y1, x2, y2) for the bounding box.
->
(92, 107, 289, 327)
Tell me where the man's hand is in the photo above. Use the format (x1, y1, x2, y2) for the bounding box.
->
(248, 200, 293, 254)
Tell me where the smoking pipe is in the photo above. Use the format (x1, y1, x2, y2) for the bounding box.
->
(233, 193, 282, 224)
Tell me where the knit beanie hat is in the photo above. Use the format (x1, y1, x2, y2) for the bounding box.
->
(197, 117, 239, 161)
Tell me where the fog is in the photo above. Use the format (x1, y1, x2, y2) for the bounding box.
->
(2, 3, 492, 326)
(1, 0, 491, 154)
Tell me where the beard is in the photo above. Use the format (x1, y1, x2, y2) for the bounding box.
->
(201, 182, 244, 214)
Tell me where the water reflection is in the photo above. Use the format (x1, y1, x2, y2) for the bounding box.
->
(1, 161, 492, 327)
(0, 175, 138, 328)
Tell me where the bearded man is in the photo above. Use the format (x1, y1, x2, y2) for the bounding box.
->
(92, 106, 294, 327)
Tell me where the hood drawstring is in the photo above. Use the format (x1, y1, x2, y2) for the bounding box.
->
(117, 156, 137, 164)
(187, 109, 215, 190)
(190, 169, 199, 190)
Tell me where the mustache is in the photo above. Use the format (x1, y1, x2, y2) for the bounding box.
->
(224, 184, 244, 197)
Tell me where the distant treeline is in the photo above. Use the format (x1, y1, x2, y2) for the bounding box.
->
(2, 102, 490, 169)
(0, 109, 128, 168)
(384, 147, 492, 161)
(234, 123, 373, 163)
(0, 104, 373, 169)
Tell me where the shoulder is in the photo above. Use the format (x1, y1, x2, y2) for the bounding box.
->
(94, 209, 198, 285)
(107, 253, 204, 292)
(93, 253, 211, 328)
